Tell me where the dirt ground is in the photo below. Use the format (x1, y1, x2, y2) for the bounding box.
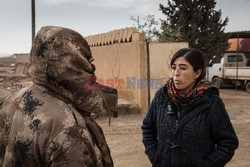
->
(97, 88, 250, 167)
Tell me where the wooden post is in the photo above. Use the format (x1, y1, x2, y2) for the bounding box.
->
(31, 0, 35, 42)
(235, 32, 239, 92)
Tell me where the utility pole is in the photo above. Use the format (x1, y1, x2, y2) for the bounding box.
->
(31, 0, 35, 42)
(235, 32, 239, 93)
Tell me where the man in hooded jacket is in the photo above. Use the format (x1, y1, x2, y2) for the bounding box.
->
(0, 26, 113, 167)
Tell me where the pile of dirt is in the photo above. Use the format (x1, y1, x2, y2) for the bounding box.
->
(0, 75, 31, 99)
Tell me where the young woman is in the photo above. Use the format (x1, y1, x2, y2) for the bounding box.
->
(142, 48, 238, 167)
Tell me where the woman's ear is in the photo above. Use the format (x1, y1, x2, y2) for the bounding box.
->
(195, 69, 202, 79)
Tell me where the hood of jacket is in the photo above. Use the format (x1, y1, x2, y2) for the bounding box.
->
(28, 26, 103, 114)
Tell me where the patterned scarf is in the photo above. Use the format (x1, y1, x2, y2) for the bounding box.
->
(165, 78, 218, 107)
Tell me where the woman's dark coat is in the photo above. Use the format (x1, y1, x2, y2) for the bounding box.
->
(142, 86, 238, 167)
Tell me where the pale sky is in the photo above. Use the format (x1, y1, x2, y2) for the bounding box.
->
(0, 0, 250, 56)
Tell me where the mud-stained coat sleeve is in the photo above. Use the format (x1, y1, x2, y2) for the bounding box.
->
(46, 125, 103, 167)
(0, 101, 7, 167)
(0, 89, 27, 167)
(0, 105, 14, 167)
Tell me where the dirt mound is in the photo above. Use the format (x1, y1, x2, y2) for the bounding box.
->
(0, 75, 31, 98)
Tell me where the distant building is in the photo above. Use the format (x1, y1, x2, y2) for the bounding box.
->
(10, 53, 29, 75)
(11, 53, 29, 63)
(0, 56, 16, 66)
(226, 31, 250, 52)
(0, 53, 29, 66)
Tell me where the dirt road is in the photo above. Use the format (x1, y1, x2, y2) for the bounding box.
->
(97, 88, 250, 167)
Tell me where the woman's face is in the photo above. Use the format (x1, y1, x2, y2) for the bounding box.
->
(171, 56, 201, 93)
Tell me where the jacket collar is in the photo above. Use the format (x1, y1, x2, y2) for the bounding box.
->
(161, 86, 211, 134)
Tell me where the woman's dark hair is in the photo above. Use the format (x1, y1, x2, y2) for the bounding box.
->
(170, 48, 205, 83)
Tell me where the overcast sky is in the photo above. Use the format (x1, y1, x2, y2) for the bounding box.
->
(0, 0, 250, 56)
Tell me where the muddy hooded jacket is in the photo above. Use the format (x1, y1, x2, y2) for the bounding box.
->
(0, 26, 113, 167)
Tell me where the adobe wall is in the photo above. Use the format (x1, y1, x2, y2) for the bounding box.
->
(86, 28, 148, 113)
